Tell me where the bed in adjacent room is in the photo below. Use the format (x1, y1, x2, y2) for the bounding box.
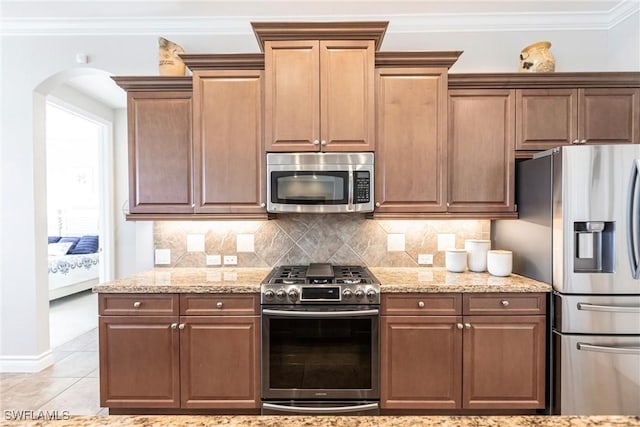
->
(47, 235, 100, 300)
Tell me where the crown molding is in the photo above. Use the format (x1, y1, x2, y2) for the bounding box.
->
(1, 5, 638, 37)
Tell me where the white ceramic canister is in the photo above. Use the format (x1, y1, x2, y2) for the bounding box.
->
(464, 239, 491, 272)
(445, 249, 467, 273)
(487, 250, 513, 277)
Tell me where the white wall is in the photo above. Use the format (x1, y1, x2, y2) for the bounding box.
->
(0, 23, 639, 371)
(608, 10, 640, 71)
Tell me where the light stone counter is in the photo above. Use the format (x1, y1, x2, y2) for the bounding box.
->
(93, 267, 551, 294)
(3, 415, 638, 426)
(371, 267, 552, 293)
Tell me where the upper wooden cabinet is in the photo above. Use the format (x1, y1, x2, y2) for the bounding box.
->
(113, 78, 194, 215)
(516, 87, 640, 151)
(192, 69, 266, 215)
(375, 67, 449, 214)
(264, 39, 375, 152)
(448, 89, 516, 214)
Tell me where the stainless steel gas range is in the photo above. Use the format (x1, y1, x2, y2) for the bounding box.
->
(260, 263, 380, 415)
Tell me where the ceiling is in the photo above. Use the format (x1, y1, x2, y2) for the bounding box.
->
(3, 0, 638, 109)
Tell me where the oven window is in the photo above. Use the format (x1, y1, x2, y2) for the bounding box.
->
(269, 317, 372, 390)
(271, 171, 348, 205)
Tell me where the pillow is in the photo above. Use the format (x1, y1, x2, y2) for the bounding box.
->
(58, 236, 81, 253)
(48, 236, 61, 244)
(68, 235, 99, 254)
(48, 242, 73, 256)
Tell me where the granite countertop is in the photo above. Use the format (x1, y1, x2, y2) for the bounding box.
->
(4, 415, 638, 426)
(93, 267, 551, 294)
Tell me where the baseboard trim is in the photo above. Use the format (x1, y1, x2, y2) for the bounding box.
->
(0, 349, 54, 373)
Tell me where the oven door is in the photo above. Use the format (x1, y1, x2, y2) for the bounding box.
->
(261, 305, 379, 401)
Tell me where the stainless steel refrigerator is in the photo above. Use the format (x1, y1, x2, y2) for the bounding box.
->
(493, 144, 640, 415)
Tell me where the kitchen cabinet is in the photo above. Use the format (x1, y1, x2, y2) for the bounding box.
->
(192, 69, 266, 215)
(381, 293, 546, 411)
(516, 88, 640, 151)
(99, 293, 260, 411)
(448, 89, 516, 214)
(264, 39, 375, 152)
(112, 77, 193, 215)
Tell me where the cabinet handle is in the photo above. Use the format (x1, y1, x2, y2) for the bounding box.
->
(580, 139, 587, 144)
(170, 323, 178, 329)
(133, 301, 141, 308)
(572, 139, 580, 144)
(375, 202, 381, 208)
(417, 301, 425, 308)
(178, 323, 185, 330)
(313, 140, 320, 145)
(457, 323, 464, 329)
(216, 301, 224, 309)
(501, 300, 510, 307)
(321, 140, 327, 146)
(464, 323, 471, 329)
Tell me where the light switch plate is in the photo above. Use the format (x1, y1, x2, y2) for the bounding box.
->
(237, 234, 255, 253)
(206, 254, 222, 266)
(223, 255, 237, 265)
(418, 254, 434, 265)
(187, 234, 205, 252)
(154, 249, 171, 265)
(437, 233, 456, 251)
(387, 234, 406, 252)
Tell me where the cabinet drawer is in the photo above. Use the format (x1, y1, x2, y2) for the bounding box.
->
(382, 294, 461, 316)
(99, 294, 179, 316)
(180, 294, 259, 316)
(463, 293, 546, 315)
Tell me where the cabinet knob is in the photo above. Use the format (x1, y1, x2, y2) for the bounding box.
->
(464, 323, 471, 329)
(580, 139, 587, 144)
(260, 203, 266, 208)
(418, 301, 425, 308)
(572, 139, 580, 144)
(216, 301, 224, 309)
(501, 300, 510, 307)
(375, 202, 381, 208)
(170, 323, 178, 329)
(313, 140, 320, 145)
(133, 301, 141, 308)
(320, 140, 327, 146)
(457, 323, 464, 329)
(178, 323, 185, 330)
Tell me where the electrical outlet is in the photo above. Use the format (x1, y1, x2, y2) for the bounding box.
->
(154, 249, 171, 265)
(418, 254, 434, 265)
(206, 254, 221, 266)
(223, 255, 237, 265)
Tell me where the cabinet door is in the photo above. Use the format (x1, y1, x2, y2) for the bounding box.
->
(516, 89, 578, 151)
(264, 40, 320, 151)
(381, 315, 462, 409)
(320, 40, 375, 151)
(580, 88, 640, 145)
(193, 70, 266, 214)
(375, 68, 448, 214)
(127, 91, 193, 214)
(99, 316, 180, 408)
(462, 315, 545, 409)
(448, 89, 515, 213)
(180, 316, 260, 409)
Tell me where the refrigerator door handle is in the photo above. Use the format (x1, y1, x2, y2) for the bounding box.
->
(577, 342, 640, 355)
(577, 302, 640, 313)
(627, 159, 640, 279)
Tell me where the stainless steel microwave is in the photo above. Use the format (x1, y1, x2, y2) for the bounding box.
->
(266, 152, 374, 213)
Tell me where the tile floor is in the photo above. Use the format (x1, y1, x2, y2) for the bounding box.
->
(1, 293, 104, 416)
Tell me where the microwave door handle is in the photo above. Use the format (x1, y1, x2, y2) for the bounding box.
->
(263, 402, 379, 414)
(627, 159, 640, 279)
(262, 308, 379, 318)
(347, 165, 354, 211)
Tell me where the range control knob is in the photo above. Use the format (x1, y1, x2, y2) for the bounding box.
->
(342, 289, 353, 300)
(366, 288, 377, 300)
(354, 289, 365, 299)
(264, 289, 275, 300)
(288, 288, 299, 301)
(276, 289, 286, 299)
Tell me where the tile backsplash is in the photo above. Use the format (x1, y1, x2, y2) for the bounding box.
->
(153, 215, 490, 268)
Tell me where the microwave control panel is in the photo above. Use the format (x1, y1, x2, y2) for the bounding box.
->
(355, 171, 371, 204)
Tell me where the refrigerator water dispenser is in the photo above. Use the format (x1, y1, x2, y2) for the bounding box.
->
(574, 221, 614, 273)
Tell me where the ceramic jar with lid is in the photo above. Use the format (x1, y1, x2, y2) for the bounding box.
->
(464, 239, 491, 272)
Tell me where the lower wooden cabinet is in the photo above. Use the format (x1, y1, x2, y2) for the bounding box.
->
(381, 293, 546, 411)
(99, 294, 260, 410)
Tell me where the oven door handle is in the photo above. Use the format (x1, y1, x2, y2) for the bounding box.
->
(262, 402, 379, 414)
(262, 308, 379, 318)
